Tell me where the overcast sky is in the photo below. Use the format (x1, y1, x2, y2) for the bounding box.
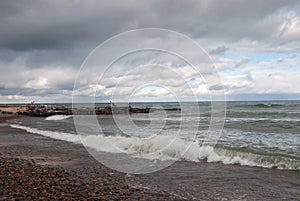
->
(0, 0, 300, 103)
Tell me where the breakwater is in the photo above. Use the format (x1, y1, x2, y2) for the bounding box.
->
(0, 104, 180, 117)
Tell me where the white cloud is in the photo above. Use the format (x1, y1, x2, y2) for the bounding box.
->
(25, 77, 49, 89)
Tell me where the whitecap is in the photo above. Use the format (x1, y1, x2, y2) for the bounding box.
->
(9, 124, 300, 170)
(45, 115, 72, 121)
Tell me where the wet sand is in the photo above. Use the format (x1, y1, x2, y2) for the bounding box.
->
(0, 114, 22, 123)
(0, 117, 299, 200)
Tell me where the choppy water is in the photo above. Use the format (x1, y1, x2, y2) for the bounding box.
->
(9, 101, 300, 170)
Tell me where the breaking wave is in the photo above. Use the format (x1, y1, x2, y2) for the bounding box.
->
(10, 124, 300, 171)
(45, 115, 72, 121)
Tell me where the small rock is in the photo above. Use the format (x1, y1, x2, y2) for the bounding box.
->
(107, 172, 113, 177)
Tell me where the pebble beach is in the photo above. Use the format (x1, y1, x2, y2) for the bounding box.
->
(0, 116, 184, 200)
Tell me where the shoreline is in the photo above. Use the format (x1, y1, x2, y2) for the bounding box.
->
(0, 116, 300, 200)
(0, 114, 22, 123)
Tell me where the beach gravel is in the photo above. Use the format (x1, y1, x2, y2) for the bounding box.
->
(0, 157, 183, 200)
(0, 115, 185, 200)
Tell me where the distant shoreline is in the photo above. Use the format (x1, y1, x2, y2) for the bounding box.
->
(0, 99, 299, 104)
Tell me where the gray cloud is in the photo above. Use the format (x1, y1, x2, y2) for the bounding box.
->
(0, 0, 300, 102)
(209, 46, 229, 55)
(234, 57, 250, 68)
(0, 1, 127, 51)
(1, 0, 299, 51)
(208, 85, 224, 91)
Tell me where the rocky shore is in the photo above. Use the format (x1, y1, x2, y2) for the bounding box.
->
(0, 158, 184, 200)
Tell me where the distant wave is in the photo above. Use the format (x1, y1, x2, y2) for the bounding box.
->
(9, 124, 300, 170)
(45, 115, 72, 121)
(226, 117, 300, 122)
(248, 103, 283, 108)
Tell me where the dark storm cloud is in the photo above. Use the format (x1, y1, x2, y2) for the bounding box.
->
(1, 0, 299, 51)
(0, 0, 139, 51)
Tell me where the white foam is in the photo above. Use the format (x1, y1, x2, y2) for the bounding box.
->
(45, 115, 72, 121)
(9, 124, 300, 170)
(10, 124, 80, 143)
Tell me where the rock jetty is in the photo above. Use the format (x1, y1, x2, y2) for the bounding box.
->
(0, 103, 180, 117)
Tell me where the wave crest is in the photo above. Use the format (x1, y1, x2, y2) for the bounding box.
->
(9, 124, 300, 170)
(45, 115, 72, 121)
